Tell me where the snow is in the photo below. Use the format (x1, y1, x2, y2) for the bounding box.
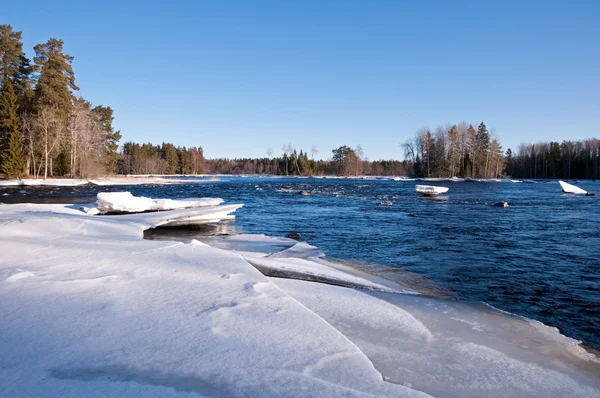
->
(415, 185, 449, 196)
(275, 279, 600, 397)
(0, 202, 425, 398)
(0, 176, 219, 187)
(1, 199, 599, 397)
(95, 192, 224, 214)
(559, 180, 589, 195)
(0, 178, 90, 187)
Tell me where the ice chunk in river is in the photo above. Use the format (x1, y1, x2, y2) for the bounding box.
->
(559, 180, 589, 195)
(415, 185, 449, 196)
(96, 191, 223, 213)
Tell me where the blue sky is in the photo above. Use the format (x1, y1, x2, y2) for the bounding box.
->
(4, 0, 599, 160)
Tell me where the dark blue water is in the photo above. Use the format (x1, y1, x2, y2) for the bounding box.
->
(2, 177, 599, 350)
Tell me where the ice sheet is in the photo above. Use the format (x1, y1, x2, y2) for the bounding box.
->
(0, 203, 426, 398)
(273, 279, 600, 397)
(96, 192, 223, 214)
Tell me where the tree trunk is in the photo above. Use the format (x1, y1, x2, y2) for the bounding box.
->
(44, 133, 48, 180)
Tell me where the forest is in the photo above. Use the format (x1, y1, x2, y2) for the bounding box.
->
(0, 25, 121, 178)
(506, 140, 600, 180)
(2, 25, 599, 179)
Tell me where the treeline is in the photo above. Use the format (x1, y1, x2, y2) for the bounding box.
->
(0, 25, 121, 179)
(402, 122, 504, 178)
(118, 142, 204, 175)
(204, 145, 408, 176)
(506, 139, 600, 179)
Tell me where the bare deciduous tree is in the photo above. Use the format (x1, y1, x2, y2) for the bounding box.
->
(33, 107, 62, 180)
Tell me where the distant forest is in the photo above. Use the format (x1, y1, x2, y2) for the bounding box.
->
(1, 25, 599, 179)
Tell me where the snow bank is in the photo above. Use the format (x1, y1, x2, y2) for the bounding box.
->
(1, 201, 599, 397)
(0, 203, 424, 398)
(0, 178, 90, 187)
(0, 176, 219, 187)
(96, 192, 223, 214)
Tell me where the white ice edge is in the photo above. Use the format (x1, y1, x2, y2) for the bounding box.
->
(415, 185, 449, 195)
(559, 180, 589, 195)
(1, 199, 599, 397)
(95, 191, 224, 214)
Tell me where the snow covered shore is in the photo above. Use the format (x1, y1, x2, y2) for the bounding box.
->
(0, 176, 218, 187)
(1, 198, 599, 397)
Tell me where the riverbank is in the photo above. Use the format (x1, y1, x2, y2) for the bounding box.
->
(0, 176, 223, 187)
(1, 197, 599, 397)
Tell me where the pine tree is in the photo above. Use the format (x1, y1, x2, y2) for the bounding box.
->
(93, 105, 121, 174)
(161, 142, 179, 174)
(0, 26, 33, 113)
(475, 122, 490, 177)
(34, 38, 78, 119)
(0, 77, 25, 177)
(0, 25, 24, 80)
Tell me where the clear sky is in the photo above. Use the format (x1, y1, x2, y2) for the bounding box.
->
(4, 0, 599, 160)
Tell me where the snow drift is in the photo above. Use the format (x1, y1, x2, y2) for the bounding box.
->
(1, 198, 599, 397)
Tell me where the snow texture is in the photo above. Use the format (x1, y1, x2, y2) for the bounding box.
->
(95, 192, 223, 214)
(559, 180, 588, 194)
(415, 185, 449, 195)
(1, 199, 599, 397)
(0, 176, 219, 187)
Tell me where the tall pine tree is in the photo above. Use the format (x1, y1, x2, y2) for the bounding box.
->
(93, 105, 121, 174)
(34, 38, 78, 118)
(476, 122, 490, 177)
(0, 76, 25, 177)
(0, 25, 24, 80)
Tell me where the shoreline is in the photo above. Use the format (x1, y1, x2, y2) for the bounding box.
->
(1, 175, 595, 189)
(1, 198, 600, 397)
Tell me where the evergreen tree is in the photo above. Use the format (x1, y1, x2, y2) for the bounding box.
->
(33, 38, 78, 119)
(13, 54, 34, 114)
(0, 26, 33, 112)
(0, 25, 24, 80)
(475, 122, 490, 177)
(92, 105, 121, 173)
(161, 142, 179, 174)
(0, 77, 25, 177)
(466, 124, 477, 177)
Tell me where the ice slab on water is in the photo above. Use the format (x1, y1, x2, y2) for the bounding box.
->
(111, 203, 244, 227)
(246, 255, 399, 293)
(559, 180, 589, 195)
(96, 191, 224, 214)
(188, 234, 296, 256)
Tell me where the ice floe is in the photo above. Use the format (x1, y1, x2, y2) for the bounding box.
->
(95, 191, 223, 214)
(559, 180, 592, 195)
(415, 185, 449, 196)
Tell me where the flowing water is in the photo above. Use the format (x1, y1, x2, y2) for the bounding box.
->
(2, 176, 599, 350)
